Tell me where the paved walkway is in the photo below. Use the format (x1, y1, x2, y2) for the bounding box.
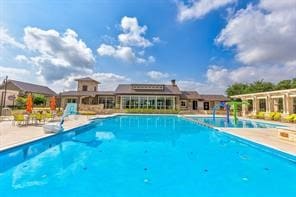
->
(0, 115, 91, 151)
(219, 128, 296, 156)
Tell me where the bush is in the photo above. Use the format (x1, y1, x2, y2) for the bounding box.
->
(125, 108, 180, 114)
(256, 112, 265, 119)
(15, 97, 26, 109)
(33, 94, 46, 106)
(79, 111, 97, 115)
(284, 114, 296, 122)
(273, 112, 282, 121)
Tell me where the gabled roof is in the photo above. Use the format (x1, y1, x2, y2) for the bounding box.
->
(115, 84, 181, 95)
(181, 91, 202, 100)
(7, 80, 56, 96)
(74, 77, 100, 84)
(200, 94, 229, 101)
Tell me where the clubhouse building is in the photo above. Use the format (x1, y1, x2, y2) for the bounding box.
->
(60, 77, 228, 112)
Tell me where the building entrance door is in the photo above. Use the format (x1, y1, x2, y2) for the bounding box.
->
(192, 101, 198, 110)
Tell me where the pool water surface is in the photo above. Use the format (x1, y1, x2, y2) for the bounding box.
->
(188, 116, 284, 128)
(0, 115, 295, 196)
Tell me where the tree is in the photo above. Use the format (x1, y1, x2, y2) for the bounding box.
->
(275, 80, 292, 90)
(247, 80, 274, 93)
(15, 97, 26, 109)
(33, 94, 46, 106)
(226, 83, 249, 96)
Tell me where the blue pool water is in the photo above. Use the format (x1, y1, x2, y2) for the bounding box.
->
(188, 116, 284, 128)
(0, 115, 296, 196)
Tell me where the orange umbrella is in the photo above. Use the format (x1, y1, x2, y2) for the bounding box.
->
(49, 96, 56, 111)
(26, 94, 33, 113)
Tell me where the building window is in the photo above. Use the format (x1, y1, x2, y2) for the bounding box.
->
(99, 96, 115, 109)
(181, 101, 186, 107)
(121, 96, 174, 110)
(94, 87, 97, 91)
(82, 85, 88, 91)
(204, 102, 209, 110)
(66, 98, 77, 103)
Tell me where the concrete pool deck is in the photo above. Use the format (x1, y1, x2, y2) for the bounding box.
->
(0, 114, 296, 156)
(0, 115, 92, 151)
(218, 128, 296, 156)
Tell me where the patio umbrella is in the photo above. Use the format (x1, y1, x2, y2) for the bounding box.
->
(50, 96, 56, 111)
(26, 94, 33, 113)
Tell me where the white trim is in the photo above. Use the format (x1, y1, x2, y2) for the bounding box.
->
(271, 95, 284, 99)
(231, 88, 296, 98)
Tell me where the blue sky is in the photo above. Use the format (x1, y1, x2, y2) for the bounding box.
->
(0, 0, 295, 94)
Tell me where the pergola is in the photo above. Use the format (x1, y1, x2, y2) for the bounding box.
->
(231, 88, 296, 116)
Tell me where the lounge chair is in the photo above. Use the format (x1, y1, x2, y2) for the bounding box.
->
(13, 114, 26, 126)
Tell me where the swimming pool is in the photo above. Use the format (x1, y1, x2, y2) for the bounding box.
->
(188, 116, 284, 128)
(0, 115, 295, 196)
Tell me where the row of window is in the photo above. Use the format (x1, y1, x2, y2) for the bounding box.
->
(121, 96, 175, 109)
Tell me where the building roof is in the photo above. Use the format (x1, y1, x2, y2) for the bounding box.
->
(5, 80, 56, 96)
(115, 84, 182, 95)
(60, 91, 98, 97)
(200, 94, 229, 101)
(74, 77, 100, 84)
(97, 91, 115, 96)
(180, 91, 202, 100)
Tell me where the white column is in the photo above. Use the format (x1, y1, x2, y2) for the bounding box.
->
(266, 95, 271, 113)
(284, 93, 289, 114)
(253, 96, 257, 114)
(242, 98, 246, 117)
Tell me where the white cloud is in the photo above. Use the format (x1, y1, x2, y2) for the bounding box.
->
(0, 26, 24, 49)
(177, 0, 236, 22)
(118, 16, 152, 48)
(216, 0, 296, 66)
(147, 70, 169, 80)
(15, 55, 30, 64)
(52, 72, 131, 92)
(21, 27, 95, 81)
(97, 16, 156, 64)
(0, 66, 30, 80)
(97, 44, 154, 64)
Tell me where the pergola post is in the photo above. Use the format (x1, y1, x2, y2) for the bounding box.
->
(253, 96, 258, 114)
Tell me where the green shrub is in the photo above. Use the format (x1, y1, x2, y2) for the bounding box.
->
(15, 97, 26, 109)
(125, 108, 180, 114)
(33, 94, 46, 106)
(284, 114, 296, 122)
(273, 112, 282, 121)
(267, 112, 276, 119)
(256, 112, 265, 119)
(79, 111, 97, 115)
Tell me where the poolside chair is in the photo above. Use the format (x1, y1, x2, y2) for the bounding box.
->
(33, 113, 46, 125)
(13, 114, 26, 126)
(44, 112, 53, 122)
